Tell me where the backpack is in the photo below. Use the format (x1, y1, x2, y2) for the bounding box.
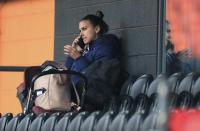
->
(33, 62, 80, 111)
(17, 61, 87, 115)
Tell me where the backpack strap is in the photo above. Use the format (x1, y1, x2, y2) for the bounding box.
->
(41, 60, 67, 70)
(71, 81, 80, 106)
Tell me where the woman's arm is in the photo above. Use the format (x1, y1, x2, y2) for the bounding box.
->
(71, 56, 91, 72)
(65, 56, 74, 69)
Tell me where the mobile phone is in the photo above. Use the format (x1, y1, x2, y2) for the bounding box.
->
(77, 37, 85, 49)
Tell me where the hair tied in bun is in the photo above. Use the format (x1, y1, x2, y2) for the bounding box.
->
(81, 11, 109, 35)
(96, 11, 104, 19)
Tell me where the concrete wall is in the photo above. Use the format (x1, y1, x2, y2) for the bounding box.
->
(54, 0, 160, 77)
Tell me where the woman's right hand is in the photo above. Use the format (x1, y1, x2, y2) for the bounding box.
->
(63, 36, 83, 59)
(72, 36, 83, 52)
(177, 49, 192, 61)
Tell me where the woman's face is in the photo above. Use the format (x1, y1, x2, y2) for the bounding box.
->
(79, 20, 100, 44)
(165, 22, 171, 45)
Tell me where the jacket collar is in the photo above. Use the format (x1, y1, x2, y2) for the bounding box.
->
(88, 35, 104, 50)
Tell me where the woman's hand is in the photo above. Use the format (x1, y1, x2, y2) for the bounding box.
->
(64, 45, 81, 60)
(177, 49, 192, 61)
(72, 36, 84, 52)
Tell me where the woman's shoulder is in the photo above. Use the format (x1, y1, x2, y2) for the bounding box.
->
(102, 34, 119, 41)
(92, 34, 120, 53)
(94, 34, 119, 47)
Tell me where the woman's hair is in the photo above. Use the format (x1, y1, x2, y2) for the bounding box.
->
(81, 11, 109, 35)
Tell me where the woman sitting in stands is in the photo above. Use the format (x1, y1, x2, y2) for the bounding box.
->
(64, 11, 121, 111)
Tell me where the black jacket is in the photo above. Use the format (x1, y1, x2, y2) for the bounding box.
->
(78, 58, 124, 112)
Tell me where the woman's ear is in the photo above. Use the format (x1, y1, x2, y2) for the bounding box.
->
(95, 25, 100, 34)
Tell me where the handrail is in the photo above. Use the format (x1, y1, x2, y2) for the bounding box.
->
(0, 66, 27, 72)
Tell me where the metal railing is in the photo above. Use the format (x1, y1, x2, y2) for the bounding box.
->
(0, 66, 27, 72)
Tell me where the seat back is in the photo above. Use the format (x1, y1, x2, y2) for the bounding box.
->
(120, 75, 137, 96)
(125, 112, 144, 131)
(140, 111, 166, 131)
(177, 91, 193, 109)
(128, 74, 153, 99)
(0, 113, 13, 131)
(177, 72, 199, 94)
(140, 112, 158, 130)
(28, 113, 50, 131)
(5, 113, 25, 131)
(147, 74, 167, 97)
(54, 112, 75, 131)
(191, 77, 200, 107)
(167, 73, 185, 110)
(95, 111, 115, 131)
(192, 76, 200, 96)
(176, 73, 199, 109)
(40, 112, 63, 131)
(67, 111, 89, 131)
(168, 72, 185, 93)
(134, 94, 151, 115)
(168, 93, 178, 110)
(118, 96, 135, 113)
(109, 111, 129, 131)
(146, 74, 167, 112)
(16, 113, 36, 131)
(80, 111, 102, 131)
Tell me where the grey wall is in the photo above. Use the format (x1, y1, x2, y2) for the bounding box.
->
(54, 0, 160, 77)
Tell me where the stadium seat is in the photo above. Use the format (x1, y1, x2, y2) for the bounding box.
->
(119, 74, 153, 115)
(167, 73, 185, 110)
(177, 91, 193, 109)
(95, 110, 116, 131)
(0, 113, 13, 131)
(176, 73, 199, 109)
(146, 74, 168, 112)
(128, 74, 153, 99)
(5, 113, 25, 131)
(147, 74, 167, 97)
(191, 77, 200, 107)
(140, 112, 158, 130)
(120, 75, 137, 96)
(80, 111, 102, 131)
(167, 93, 178, 110)
(16, 113, 36, 131)
(104, 95, 135, 115)
(178, 72, 199, 93)
(54, 112, 76, 131)
(67, 111, 89, 131)
(120, 74, 153, 97)
(134, 94, 151, 115)
(28, 113, 50, 131)
(140, 111, 167, 131)
(40, 112, 63, 131)
(125, 112, 144, 131)
(109, 110, 130, 131)
(118, 96, 135, 113)
(168, 72, 185, 93)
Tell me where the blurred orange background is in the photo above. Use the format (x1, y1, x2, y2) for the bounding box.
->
(167, 0, 200, 58)
(0, 0, 54, 115)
